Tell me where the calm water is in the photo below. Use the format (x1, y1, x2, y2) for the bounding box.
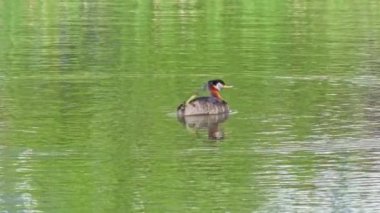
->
(1, 1, 380, 212)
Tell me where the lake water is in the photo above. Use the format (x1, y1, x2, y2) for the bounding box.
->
(1, 1, 380, 212)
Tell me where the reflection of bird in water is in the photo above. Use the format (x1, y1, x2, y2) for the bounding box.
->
(177, 113, 229, 140)
(177, 79, 233, 116)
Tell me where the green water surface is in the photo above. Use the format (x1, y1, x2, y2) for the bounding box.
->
(0, 1, 380, 212)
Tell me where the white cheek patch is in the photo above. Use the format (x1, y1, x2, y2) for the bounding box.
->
(216, 82, 224, 91)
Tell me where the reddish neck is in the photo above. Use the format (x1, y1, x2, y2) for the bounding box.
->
(209, 86, 222, 100)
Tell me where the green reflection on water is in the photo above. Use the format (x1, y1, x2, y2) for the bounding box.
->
(0, 0, 379, 212)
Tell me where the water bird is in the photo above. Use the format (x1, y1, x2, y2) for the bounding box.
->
(177, 79, 232, 116)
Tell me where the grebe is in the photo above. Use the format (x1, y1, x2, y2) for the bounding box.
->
(177, 79, 232, 116)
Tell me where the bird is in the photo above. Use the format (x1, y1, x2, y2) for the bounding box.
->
(177, 79, 232, 116)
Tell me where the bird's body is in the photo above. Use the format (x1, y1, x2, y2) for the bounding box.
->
(177, 79, 232, 116)
(177, 96, 230, 116)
